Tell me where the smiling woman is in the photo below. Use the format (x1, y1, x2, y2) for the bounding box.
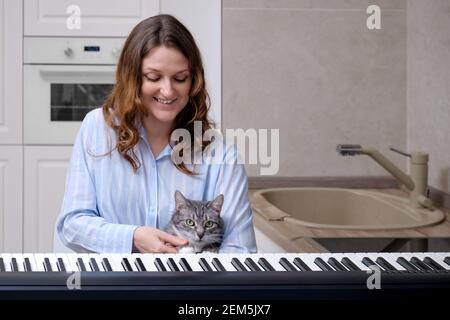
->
(56, 14, 257, 254)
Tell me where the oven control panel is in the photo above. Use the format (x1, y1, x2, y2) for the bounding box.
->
(24, 37, 125, 65)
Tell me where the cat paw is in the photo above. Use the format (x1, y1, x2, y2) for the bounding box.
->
(178, 246, 195, 254)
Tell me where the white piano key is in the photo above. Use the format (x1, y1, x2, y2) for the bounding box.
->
(258, 253, 290, 271)
(96, 254, 115, 271)
(11, 254, 25, 272)
(164, 253, 184, 271)
(355, 253, 379, 271)
(122, 254, 139, 272)
(295, 253, 322, 271)
(54, 254, 75, 272)
(87, 254, 104, 271)
(151, 253, 171, 271)
(252, 253, 285, 272)
(22, 253, 40, 272)
(111, 254, 129, 271)
(383, 253, 407, 271)
(129, 253, 149, 271)
(260, 254, 287, 271)
(209, 253, 236, 271)
(181, 254, 204, 272)
(428, 252, 450, 271)
(45, 254, 61, 272)
(138, 254, 159, 272)
(1, 254, 13, 272)
(340, 253, 370, 271)
(66, 253, 82, 272)
(77, 254, 93, 271)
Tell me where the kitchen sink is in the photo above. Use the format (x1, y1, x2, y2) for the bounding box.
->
(253, 188, 446, 230)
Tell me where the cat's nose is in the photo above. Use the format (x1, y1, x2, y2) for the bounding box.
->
(196, 233, 204, 240)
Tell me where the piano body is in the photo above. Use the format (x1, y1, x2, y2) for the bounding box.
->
(1, 252, 449, 299)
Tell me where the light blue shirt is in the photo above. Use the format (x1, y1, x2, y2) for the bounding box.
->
(57, 109, 257, 253)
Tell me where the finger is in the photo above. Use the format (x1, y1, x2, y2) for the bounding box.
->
(159, 231, 188, 246)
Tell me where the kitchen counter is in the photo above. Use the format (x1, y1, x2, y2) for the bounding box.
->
(249, 188, 450, 253)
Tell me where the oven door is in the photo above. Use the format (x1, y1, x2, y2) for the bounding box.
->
(24, 65, 115, 144)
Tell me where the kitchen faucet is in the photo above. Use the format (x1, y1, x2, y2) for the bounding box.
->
(336, 144, 433, 209)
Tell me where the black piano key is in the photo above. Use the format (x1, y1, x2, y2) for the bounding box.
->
(134, 258, 146, 272)
(244, 258, 262, 272)
(76, 258, 87, 272)
(0, 258, 5, 272)
(211, 258, 226, 272)
(314, 257, 333, 271)
(43, 258, 53, 272)
(327, 257, 347, 271)
(410, 257, 432, 271)
(443, 257, 450, 267)
(279, 257, 297, 271)
(167, 258, 180, 272)
(258, 258, 275, 271)
(199, 258, 213, 271)
(396, 257, 419, 271)
(231, 258, 247, 271)
(341, 257, 361, 271)
(423, 257, 445, 271)
(362, 257, 379, 269)
(154, 258, 167, 272)
(11, 258, 19, 272)
(294, 257, 312, 271)
(89, 258, 100, 272)
(57, 258, 66, 272)
(376, 257, 397, 271)
(121, 258, 133, 272)
(23, 258, 32, 272)
(179, 258, 193, 272)
(102, 258, 113, 272)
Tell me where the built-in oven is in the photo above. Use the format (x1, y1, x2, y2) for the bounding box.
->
(24, 37, 124, 144)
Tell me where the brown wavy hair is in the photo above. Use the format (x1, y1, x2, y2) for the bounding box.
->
(102, 14, 213, 175)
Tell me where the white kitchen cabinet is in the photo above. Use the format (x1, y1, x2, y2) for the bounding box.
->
(0, 0, 22, 144)
(0, 147, 23, 252)
(24, 0, 159, 37)
(24, 146, 73, 252)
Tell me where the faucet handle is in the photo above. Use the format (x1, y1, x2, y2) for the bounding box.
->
(389, 146, 411, 158)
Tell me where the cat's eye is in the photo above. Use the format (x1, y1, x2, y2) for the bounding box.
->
(185, 219, 195, 227)
(204, 220, 214, 229)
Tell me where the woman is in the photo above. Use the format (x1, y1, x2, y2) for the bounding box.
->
(56, 14, 257, 253)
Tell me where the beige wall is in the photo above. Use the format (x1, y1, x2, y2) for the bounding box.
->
(407, 0, 450, 193)
(223, 0, 407, 177)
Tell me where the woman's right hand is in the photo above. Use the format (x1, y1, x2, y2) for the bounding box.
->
(132, 226, 188, 253)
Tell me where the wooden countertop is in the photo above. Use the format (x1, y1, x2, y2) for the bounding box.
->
(249, 188, 450, 252)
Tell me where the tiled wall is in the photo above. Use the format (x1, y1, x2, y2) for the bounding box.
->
(223, 0, 407, 177)
(407, 0, 450, 193)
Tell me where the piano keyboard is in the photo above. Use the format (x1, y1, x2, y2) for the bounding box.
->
(1, 252, 449, 300)
(0, 252, 449, 273)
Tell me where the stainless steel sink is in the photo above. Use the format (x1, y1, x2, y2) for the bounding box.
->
(253, 188, 446, 230)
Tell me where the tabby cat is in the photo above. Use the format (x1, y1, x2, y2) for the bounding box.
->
(165, 190, 224, 253)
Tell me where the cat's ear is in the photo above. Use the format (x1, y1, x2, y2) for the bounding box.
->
(209, 194, 224, 214)
(175, 190, 189, 211)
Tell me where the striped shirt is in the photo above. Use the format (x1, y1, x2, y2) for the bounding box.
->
(56, 109, 257, 253)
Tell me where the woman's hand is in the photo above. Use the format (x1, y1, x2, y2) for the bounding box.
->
(132, 226, 188, 253)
